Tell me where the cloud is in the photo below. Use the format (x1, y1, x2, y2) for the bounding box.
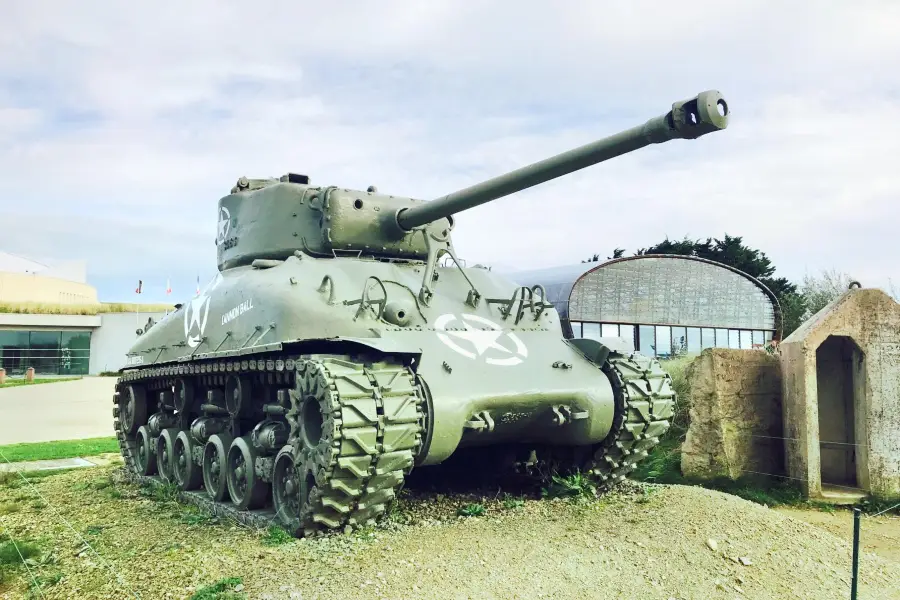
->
(1, 0, 899, 302)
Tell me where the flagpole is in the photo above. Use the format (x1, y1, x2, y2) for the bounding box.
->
(135, 280, 142, 333)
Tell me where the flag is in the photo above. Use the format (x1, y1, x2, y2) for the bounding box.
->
(166, 278, 172, 296)
(135, 280, 142, 294)
(195, 275, 200, 295)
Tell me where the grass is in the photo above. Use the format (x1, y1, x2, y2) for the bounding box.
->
(0, 301, 176, 316)
(190, 576, 246, 600)
(0, 536, 41, 567)
(0, 377, 82, 388)
(261, 525, 292, 547)
(457, 503, 486, 517)
(542, 472, 597, 500)
(0, 436, 119, 463)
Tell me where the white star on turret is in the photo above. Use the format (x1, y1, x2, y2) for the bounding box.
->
(217, 207, 230, 242)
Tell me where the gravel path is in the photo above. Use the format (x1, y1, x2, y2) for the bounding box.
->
(0, 466, 898, 600)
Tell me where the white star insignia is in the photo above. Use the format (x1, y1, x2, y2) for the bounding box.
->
(446, 323, 513, 356)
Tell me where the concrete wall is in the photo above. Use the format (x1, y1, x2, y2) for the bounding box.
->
(681, 349, 784, 480)
(0, 313, 101, 328)
(89, 311, 167, 374)
(780, 288, 900, 500)
(0, 272, 98, 305)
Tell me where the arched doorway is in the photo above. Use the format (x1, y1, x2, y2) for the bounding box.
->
(815, 335, 866, 491)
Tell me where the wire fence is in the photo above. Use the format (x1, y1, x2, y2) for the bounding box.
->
(0, 449, 141, 599)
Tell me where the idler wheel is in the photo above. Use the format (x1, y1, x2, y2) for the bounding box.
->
(121, 385, 147, 435)
(173, 431, 203, 491)
(156, 428, 180, 483)
(202, 433, 233, 502)
(226, 435, 269, 510)
(272, 446, 302, 534)
(134, 425, 157, 476)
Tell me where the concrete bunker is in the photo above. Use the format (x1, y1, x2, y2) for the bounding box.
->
(780, 287, 900, 501)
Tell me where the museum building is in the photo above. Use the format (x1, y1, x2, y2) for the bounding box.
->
(511, 255, 782, 358)
(0, 251, 168, 376)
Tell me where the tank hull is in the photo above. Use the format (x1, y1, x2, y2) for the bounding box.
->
(125, 256, 618, 465)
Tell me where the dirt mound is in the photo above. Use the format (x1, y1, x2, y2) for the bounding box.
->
(0, 466, 897, 599)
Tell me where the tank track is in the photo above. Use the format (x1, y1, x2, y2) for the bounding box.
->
(111, 349, 672, 535)
(112, 352, 424, 537)
(586, 351, 676, 489)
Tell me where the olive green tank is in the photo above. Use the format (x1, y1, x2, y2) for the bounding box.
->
(113, 91, 729, 536)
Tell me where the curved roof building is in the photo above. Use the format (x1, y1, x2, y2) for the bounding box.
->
(511, 255, 782, 358)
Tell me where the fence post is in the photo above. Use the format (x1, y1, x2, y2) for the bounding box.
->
(851, 507, 861, 600)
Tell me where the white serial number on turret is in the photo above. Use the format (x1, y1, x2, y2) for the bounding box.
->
(221, 298, 254, 326)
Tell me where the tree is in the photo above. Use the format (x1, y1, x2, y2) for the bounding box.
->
(591, 235, 808, 336)
(800, 268, 856, 319)
(582, 248, 624, 263)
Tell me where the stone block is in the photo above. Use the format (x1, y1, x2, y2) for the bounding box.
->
(682, 348, 784, 480)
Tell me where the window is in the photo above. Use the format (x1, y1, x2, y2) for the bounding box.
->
(739, 330, 752, 349)
(656, 326, 672, 357)
(569, 321, 582, 337)
(619, 325, 635, 348)
(671, 326, 687, 355)
(601, 324, 619, 337)
(638, 325, 655, 356)
(701, 328, 715, 349)
(715, 328, 729, 348)
(582, 322, 601, 340)
(728, 330, 740, 349)
(752, 330, 764, 347)
(61, 331, 91, 375)
(0, 329, 91, 375)
(687, 327, 701, 352)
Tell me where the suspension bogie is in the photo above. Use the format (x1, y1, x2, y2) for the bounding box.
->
(114, 352, 429, 537)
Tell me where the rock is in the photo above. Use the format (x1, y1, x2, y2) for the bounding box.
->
(706, 539, 719, 552)
(739, 556, 752, 566)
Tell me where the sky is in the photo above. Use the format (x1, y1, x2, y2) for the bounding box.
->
(1, 1, 899, 303)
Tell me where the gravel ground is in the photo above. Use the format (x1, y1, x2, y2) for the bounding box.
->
(0, 464, 898, 600)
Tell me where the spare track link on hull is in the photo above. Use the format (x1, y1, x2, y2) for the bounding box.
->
(588, 352, 676, 489)
(111, 353, 425, 538)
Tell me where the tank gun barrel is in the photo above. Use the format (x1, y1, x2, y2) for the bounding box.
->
(395, 90, 729, 231)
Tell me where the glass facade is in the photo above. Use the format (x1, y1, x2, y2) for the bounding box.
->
(567, 321, 772, 358)
(513, 255, 780, 359)
(0, 330, 91, 375)
(567, 256, 776, 330)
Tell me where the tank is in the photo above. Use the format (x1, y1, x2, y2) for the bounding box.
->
(112, 90, 729, 536)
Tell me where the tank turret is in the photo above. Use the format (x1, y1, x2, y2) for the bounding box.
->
(215, 91, 728, 274)
(113, 89, 730, 540)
